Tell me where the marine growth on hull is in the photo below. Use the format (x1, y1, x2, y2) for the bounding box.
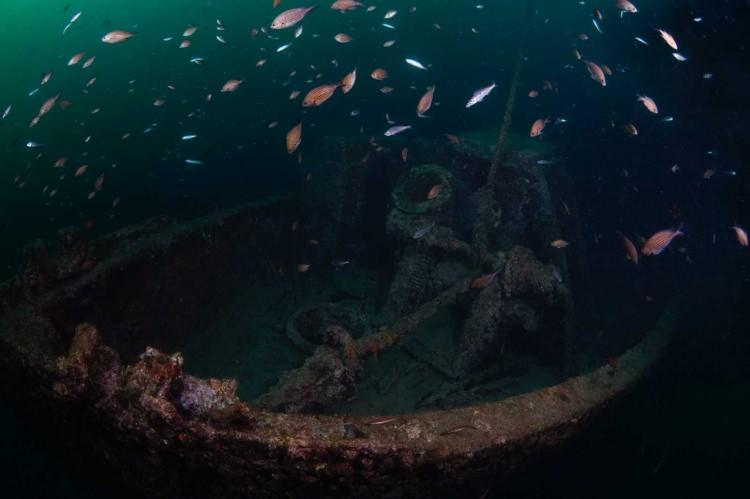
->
(4, 112, 678, 428)
(250, 133, 575, 415)
(17, 131, 612, 417)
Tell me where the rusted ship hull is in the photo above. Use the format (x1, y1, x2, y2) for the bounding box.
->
(0, 196, 682, 498)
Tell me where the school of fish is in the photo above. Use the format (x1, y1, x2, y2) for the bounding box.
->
(2, 1, 747, 281)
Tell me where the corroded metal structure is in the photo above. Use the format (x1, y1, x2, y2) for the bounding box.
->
(0, 194, 682, 498)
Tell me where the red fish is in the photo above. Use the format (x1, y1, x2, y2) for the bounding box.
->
(286, 122, 302, 154)
(529, 117, 549, 137)
(334, 33, 353, 43)
(471, 270, 499, 289)
(731, 226, 748, 247)
(331, 1, 363, 11)
(637, 95, 658, 114)
(616, 1, 638, 14)
(341, 69, 357, 93)
(427, 184, 443, 200)
(617, 231, 638, 264)
(101, 30, 135, 44)
(370, 68, 388, 80)
(416, 86, 435, 116)
(584, 60, 606, 86)
(271, 6, 317, 29)
(67, 51, 86, 66)
(221, 79, 243, 92)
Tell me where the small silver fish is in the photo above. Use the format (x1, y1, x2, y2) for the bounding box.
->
(592, 18, 603, 34)
(405, 58, 427, 70)
(69, 11, 82, 24)
(185, 159, 203, 165)
(384, 125, 411, 136)
(181, 134, 197, 140)
(465, 82, 496, 108)
(62, 11, 82, 34)
(413, 222, 436, 239)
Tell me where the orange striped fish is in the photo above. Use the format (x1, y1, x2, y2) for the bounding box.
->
(302, 83, 340, 107)
(617, 231, 638, 264)
(286, 122, 302, 154)
(416, 86, 435, 116)
(341, 69, 357, 93)
(641, 225, 684, 256)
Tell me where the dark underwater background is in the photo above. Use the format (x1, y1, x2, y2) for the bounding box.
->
(1, 0, 749, 497)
